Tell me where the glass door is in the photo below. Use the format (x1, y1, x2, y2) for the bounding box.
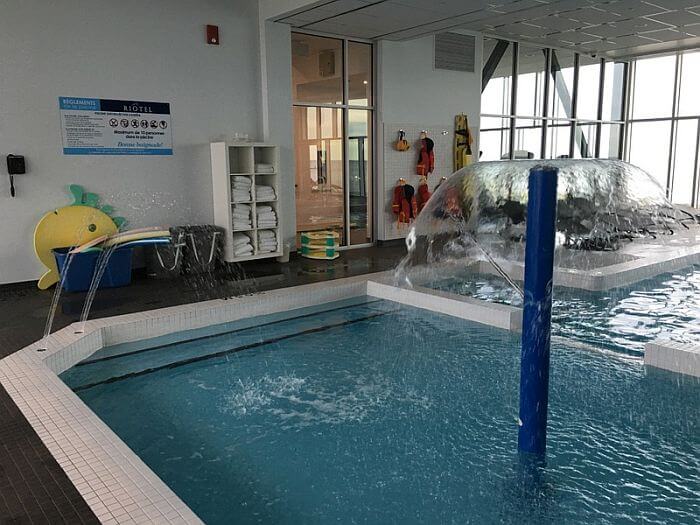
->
(293, 106, 345, 244)
(292, 33, 373, 248)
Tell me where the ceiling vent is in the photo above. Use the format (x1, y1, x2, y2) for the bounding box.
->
(434, 33, 475, 73)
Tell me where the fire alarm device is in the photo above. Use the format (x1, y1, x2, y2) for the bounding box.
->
(206, 25, 219, 45)
(6, 154, 25, 198)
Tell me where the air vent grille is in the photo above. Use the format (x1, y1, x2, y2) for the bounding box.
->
(435, 33, 475, 72)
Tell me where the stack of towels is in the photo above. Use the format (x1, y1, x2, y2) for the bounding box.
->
(257, 230, 277, 253)
(255, 185, 276, 201)
(256, 206, 277, 228)
(232, 176, 252, 203)
(232, 232, 253, 258)
(255, 163, 274, 174)
(232, 204, 251, 230)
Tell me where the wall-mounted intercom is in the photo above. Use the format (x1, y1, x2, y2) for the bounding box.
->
(6, 154, 25, 198)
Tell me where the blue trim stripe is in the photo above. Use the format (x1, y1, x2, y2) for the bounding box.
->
(63, 148, 173, 156)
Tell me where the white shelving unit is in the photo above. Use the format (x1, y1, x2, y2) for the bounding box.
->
(210, 142, 282, 262)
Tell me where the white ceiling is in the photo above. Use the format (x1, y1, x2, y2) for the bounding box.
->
(272, 0, 700, 58)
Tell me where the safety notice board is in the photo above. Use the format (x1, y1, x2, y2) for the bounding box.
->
(59, 97, 173, 155)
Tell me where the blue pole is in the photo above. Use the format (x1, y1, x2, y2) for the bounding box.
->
(518, 167, 558, 457)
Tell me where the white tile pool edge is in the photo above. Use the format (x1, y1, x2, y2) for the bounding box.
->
(645, 341, 700, 377)
(0, 273, 696, 524)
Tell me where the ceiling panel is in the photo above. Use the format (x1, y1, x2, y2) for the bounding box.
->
(648, 9, 700, 27)
(567, 7, 623, 25)
(646, 0, 700, 9)
(532, 15, 588, 33)
(273, 0, 700, 57)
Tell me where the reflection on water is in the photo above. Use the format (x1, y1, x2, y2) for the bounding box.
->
(434, 266, 700, 354)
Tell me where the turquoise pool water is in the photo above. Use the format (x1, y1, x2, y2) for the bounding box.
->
(432, 265, 700, 355)
(61, 299, 699, 524)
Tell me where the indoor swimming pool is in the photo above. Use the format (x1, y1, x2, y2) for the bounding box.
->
(430, 265, 700, 355)
(60, 298, 699, 524)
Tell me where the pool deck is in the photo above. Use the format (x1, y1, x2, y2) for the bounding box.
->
(0, 244, 406, 524)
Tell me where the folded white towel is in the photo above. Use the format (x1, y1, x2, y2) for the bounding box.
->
(232, 176, 252, 184)
(255, 163, 274, 173)
(234, 246, 253, 257)
(257, 221, 276, 227)
(256, 205, 273, 213)
(256, 185, 276, 197)
(258, 230, 275, 239)
(257, 212, 276, 220)
(235, 203, 251, 210)
(232, 233, 251, 247)
(233, 224, 252, 230)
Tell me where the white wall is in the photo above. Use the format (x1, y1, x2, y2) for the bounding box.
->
(376, 34, 483, 240)
(0, 0, 295, 284)
(259, 21, 296, 248)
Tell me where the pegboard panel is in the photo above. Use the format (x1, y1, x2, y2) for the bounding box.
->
(381, 123, 456, 241)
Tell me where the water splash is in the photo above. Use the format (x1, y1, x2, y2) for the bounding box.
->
(396, 160, 696, 289)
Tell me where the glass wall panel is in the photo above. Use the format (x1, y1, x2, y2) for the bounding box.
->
(479, 127, 510, 161)
(631, 55, 676, 119)
(348, 110, 372, 244)
(514, 118, 542, 159)
(573, 124, 596, 158)
(549, 50, 575, 120)
(291, 34, 343, 105)
(546, 121, 571, 159)
(602, 61, 625, 121)
(678, 51, 700, 117)
(516, 45, 546, 118)
(293, 106, 345, 245)
(599, 124, 622, 159)
(348, 41, 372, 106)
(671, 119, 698, 205)
(482, 38, 513, 115)
(627, 120, 672, 188)
(577, 57, 601, 120)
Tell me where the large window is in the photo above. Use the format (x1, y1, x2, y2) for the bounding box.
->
(625, 51, 700, 206)
(292, 33, 373, 247)
(480, 38, 627, 162)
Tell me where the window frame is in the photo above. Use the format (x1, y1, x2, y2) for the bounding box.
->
(623, 51, 700, 206)
(480, 38, 628, 162)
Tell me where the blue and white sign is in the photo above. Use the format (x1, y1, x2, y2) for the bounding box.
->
(59, 97, 173, 155)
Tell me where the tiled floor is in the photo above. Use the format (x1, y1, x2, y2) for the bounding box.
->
(0, 244, 406, 524)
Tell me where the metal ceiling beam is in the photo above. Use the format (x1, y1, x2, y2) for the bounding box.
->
(482, 40, 510, 92)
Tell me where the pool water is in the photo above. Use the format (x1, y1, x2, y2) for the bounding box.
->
(433, 265, 700, 355)
(62, 299, 699, 524)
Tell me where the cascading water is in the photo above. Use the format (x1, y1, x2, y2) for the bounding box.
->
(395, 159, 697, 289)
(75, 243, 120, 334)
